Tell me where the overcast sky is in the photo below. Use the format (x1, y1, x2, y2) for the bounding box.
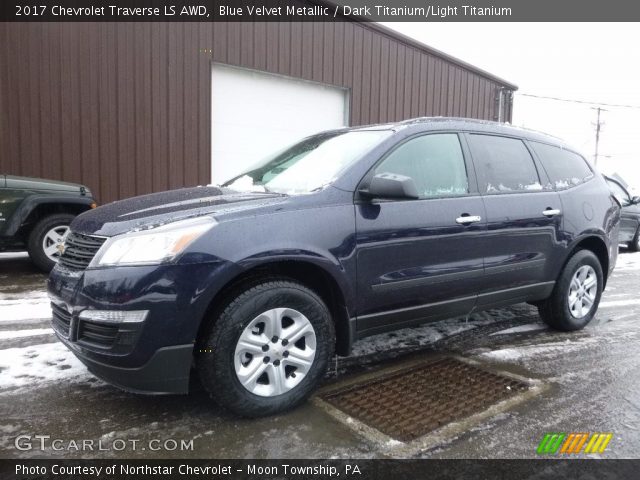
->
(382, 23, 640, 187)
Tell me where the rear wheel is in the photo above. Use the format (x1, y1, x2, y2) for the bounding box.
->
(197, 278, 335, 417)
(538, 250, 603, 331)
(27, 213, 74, 272)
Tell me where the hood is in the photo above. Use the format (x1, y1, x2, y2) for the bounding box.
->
(71, 186, 288, 237)
(5, 175, 88, 194)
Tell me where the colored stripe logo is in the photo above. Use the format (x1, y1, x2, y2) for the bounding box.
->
(537, 433, 612, 454)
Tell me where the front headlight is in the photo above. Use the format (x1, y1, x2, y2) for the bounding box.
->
(89, 216, 216, 267)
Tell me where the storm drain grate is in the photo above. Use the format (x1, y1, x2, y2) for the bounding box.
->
(322, 358, 528, 442)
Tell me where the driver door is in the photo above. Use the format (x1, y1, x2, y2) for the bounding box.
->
(354, 133, 486, 337)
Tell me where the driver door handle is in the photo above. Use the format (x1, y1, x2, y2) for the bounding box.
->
(456, 215, 482, 225)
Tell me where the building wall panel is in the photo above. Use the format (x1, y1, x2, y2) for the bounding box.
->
(0, 20, 515, 203)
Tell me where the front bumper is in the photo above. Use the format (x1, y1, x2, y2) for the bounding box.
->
(48, 259, 238, 394)
(57, 332, 193, 394)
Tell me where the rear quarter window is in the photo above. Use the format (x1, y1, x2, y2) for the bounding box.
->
(530, 142, 594, 190)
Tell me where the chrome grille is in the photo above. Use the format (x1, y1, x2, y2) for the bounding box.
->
(58, 232, 106, 270)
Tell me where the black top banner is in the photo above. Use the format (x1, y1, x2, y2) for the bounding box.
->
(2, 0, 640, 22)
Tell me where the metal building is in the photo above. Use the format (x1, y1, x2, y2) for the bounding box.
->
(0, 19, 516, 203)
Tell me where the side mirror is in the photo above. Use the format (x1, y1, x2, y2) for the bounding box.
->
(361, 173, 420, 200)
(632, 196, 640, 205)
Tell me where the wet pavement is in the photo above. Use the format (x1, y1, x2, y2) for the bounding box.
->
(1, 250, 639, 459)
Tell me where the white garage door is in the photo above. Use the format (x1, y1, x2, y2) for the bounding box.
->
(211, 64, 349, 184)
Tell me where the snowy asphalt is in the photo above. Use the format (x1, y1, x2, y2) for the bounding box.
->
(1, 250, 639, 459)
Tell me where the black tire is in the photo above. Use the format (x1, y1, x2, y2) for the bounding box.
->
(197, 277, 335, 417)
(538, 250, 603, 331)
(27, 213, 75, 273)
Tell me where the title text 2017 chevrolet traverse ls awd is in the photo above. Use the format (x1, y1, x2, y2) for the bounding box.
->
(48, 118, 619, 416)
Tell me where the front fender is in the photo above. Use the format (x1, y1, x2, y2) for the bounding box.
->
(236, 248, 356, 306)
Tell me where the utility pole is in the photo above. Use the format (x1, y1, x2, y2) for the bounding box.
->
(591, 107, 607, 167)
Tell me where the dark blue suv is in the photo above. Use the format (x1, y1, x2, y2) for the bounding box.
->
(48, 118, 620, 416)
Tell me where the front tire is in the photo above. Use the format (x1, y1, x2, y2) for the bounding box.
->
(538, 250, 603, 331)
(27, 213, 74, 272)
(197, 278, 335, 417)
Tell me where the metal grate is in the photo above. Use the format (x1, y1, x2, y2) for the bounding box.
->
(322, 358, 528, 442)
(58, 232, 106, 270)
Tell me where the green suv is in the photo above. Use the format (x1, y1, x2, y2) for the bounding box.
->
(0, 174, 97, 272)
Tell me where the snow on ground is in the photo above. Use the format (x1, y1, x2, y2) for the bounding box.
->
(478, 336, 600, 364)
(0, 252, 28, 260)
(350, 317, 476, 356)
(0, 342, 89, 390)
(0, 298, 51, 322)
(0, 290, 48, 301)
(350, 307, 527, 356)
(0, 328, 53, 340)
(599, 299, 640, 308)
(614, 251, 640, 271)
(490, 323, 547, 336)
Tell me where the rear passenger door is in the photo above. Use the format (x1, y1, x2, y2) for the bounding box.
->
(466, 134, 564, 308)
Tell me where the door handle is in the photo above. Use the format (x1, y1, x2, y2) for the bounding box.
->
(456, 215, 482, 225)
(542, 208, 561, 217)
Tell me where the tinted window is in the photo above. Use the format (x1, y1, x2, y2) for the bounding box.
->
(468, 134, 542, 194)
(530, 142, 594, 190)
(373, 134, 468, 198)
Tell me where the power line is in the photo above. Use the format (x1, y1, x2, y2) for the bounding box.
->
(517, 92, 640, 110)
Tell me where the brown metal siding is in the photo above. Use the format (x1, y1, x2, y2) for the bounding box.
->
(0, 21, 514, 203)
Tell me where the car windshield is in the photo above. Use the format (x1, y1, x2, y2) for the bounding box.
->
(222, 130, 392, 195)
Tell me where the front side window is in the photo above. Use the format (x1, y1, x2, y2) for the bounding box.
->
(530, 142, 594, 190)
(468, 134, 542, 194)
(223, 130, 392, 195)
(372, 133, 468, 199)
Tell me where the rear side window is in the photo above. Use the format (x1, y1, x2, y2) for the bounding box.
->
(530, 142, 593, 190)
(373, 133, 468, 198)
(468, 134, 542, 194)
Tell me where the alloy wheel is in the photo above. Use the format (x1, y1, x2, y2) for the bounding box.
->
(41, 225, 70, 262)
(567, 265, 598, 319)
(234, 308, 317, 397)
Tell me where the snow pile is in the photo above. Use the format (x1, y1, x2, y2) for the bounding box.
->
(490, 323, 547, 336)
(614, 252, 640, 271)
(0, 342, 89, 390)
(0, 289, 51, 322)
(0, 298, 51, 322)
(478, 336, 599, 364)
(351, 305, 536, 356)
(599, 299, 640, 309)
(351, 317, 477, 356)
(0, 252, 28, 260)
(0, 328, 53, 340)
